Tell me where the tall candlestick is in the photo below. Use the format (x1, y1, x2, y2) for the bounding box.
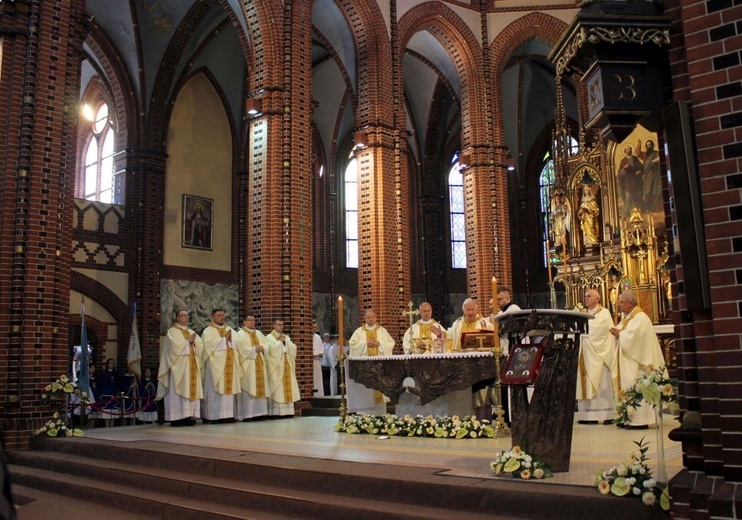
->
(337, 296, 344, 357)
(492, 277, 499, 314)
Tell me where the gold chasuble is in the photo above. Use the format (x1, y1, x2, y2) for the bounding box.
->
(211, 324, 235, 395)
(245, 328, 266, 398)
(180, 327, 199, 400)
(460, 314, 484, 343)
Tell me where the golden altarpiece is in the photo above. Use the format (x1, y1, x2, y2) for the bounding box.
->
(546, 101, 673, 330)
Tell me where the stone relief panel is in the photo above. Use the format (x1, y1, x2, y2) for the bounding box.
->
(160, 279, 239, 334)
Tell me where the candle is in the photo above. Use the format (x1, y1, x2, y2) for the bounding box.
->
(337, 296, 344, 357)
(492, 277, 499, 314)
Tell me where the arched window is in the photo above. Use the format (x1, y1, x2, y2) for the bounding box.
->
(539, 153, 556, 267)
(81, 102, 115, 203)
(344, 157, 358, 268)
(448, 155, 466, 269)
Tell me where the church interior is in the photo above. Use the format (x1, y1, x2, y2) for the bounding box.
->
(0, 0, 740, 518)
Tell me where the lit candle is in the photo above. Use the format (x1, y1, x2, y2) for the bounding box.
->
(337, 296, 344, 357)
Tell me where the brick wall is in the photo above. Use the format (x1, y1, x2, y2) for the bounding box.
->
(0, 0, 88, 449)
(666, 0, 742, 514)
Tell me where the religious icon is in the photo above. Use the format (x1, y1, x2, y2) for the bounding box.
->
(182, 194, 213, 250)
(500, 345, 544, 385)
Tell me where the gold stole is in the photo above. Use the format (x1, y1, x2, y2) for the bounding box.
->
(614, 306, 642, 396)
(579, 305, 603, 398)
(180, 327, 198, 400)
(364, 326, 383, 403)
(244, 328, 266, 398)
(365, 326, 379, 356)
(273, 331, 293, 403)
(212, 325, 235, 394)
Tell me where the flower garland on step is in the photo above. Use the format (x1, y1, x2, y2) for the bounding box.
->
(336, 413, 495, 438)
(490, 446, 553, 479)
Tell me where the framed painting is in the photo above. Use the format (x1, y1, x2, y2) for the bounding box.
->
(500, 344, 545, 385)
(182, 194, 213, 250)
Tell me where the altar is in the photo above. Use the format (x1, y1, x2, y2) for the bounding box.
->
(346, 351, 498, 417)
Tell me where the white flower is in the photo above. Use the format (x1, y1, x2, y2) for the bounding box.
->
(642, 492, 656, 506)
(644, 478, 656, 488)
(617, 464, 628, 477)
(633, 487, 641, 495)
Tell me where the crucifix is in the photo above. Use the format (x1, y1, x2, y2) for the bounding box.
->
(401, 301, 419, 328)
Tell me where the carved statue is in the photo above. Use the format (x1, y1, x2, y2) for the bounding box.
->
(577, 185, 600, 246)
(550, 192, 571, 248)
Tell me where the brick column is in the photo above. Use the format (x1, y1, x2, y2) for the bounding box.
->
(245, 0, 314, 399)
(0, 0, 88, 449)
(125, 149, 167, 371)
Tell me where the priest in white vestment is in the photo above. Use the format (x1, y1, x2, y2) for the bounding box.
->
(576, 289, 616, 423)
(448, 299, 491, 351)
(156, 310, 203, 426)
(347, 309, 395, 414)
(264, 319, 300, 417)
(201, 309, 241, 422)
(312, 320, 325, 396)
(402, 302, 447, 354)
(610, 291, 667, 428)
(233, 315, 269, 421)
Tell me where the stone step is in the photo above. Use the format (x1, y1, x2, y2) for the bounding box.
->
(308, 396, 342, 408)
(10, 437, 665, 520)
(302, 407, 341, 417)
(9, 447, 499, 520)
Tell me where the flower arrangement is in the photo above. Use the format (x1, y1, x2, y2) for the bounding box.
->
(490, 446, 553, 479)
(36, 374, 88, 438)
(336, 413, 495, 439)
(615, 365, 678, 425)
(595, 437, 670, 509)
(41, 374, 89, 404)
(34, 412, 84, 438)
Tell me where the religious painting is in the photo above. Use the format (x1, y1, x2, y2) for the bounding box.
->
(182, 194, 213, 250)
(500, 344, 544, 385)
(460, 331, 495, 351)
(614, 128, 662, 219)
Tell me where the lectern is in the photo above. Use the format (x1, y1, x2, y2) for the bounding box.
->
(494, 309, 592, 472)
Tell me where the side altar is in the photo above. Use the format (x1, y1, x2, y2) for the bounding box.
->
(495, 309, 592, 473)
(347, 352, 498, 418)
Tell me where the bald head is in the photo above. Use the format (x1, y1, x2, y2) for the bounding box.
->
(584, 289, 601, 310)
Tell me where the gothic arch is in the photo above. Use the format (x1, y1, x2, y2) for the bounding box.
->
(489, 12, 568, 134)
(330, 0, 394, 128)
(397, 3, 485, 149)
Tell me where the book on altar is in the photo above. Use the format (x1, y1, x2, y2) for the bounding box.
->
(460, 331, 495, 351)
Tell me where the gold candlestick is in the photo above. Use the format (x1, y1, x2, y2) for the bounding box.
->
(337, 296, 347, 419)
(491, 342, 510, 439)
